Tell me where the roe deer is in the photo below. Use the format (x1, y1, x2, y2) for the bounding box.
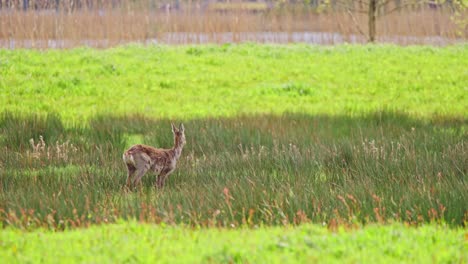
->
(123, 123, 186, 189)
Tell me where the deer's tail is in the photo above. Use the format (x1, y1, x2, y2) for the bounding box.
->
(123, 152, 135, 166)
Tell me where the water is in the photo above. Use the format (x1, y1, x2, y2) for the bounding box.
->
(0, 31, 462, 49)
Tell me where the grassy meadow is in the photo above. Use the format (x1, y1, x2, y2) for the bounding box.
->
(0, 44, 467, 262)
(1, 44, 467, 121)
(1, 222, 466, 263)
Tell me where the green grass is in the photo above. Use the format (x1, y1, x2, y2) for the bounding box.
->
(1, 222, 466, 263)
(0, 44, 466, 123)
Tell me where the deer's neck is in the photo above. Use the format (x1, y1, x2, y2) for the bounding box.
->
(171, 140, 184, 160)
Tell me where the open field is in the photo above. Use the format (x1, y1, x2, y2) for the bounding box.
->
(1, 44, 467, 122)
(0, 44, 467, 229)
(1, 222, 467, 263)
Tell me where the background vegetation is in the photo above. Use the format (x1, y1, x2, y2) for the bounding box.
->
(1, 0, 465, 48)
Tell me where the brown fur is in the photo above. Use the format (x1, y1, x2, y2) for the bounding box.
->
(123, 123, 186, 189)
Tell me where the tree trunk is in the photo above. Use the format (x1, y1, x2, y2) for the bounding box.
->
(368, 0, 377, 42)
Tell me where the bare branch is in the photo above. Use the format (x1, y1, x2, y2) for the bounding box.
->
(334, 1, 368, 13)
(356, 0, 370, 7)
(346, 8, 368, 39)
(377, 0, 394, 9)
(377, 0, 427, 17)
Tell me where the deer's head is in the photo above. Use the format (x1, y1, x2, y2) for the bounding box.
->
(171, 123, 186, 148)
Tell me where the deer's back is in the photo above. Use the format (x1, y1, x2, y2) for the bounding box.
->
(124, 144, 176, 169)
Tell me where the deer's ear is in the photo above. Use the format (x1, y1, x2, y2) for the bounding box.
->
(171, 123, 178, 133)
(179, 123, 185, 133)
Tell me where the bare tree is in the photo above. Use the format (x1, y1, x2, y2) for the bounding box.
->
(323, 0, 433, 42)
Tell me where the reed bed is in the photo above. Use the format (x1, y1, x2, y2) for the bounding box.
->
(0, 1, 464, 48)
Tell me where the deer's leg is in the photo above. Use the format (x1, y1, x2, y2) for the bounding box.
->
(132, 167, 149, 187)
(156, 169, 173, 188)
(130, 154, 152, 188)
(156, 173, 164, 188)
(125, 164, 136, 188)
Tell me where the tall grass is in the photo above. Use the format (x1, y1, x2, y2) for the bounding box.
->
(0, 1, 463, 48)
(0, 112, 466, 229)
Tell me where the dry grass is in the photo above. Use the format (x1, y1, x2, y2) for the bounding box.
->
(0, 2, 464, 48)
